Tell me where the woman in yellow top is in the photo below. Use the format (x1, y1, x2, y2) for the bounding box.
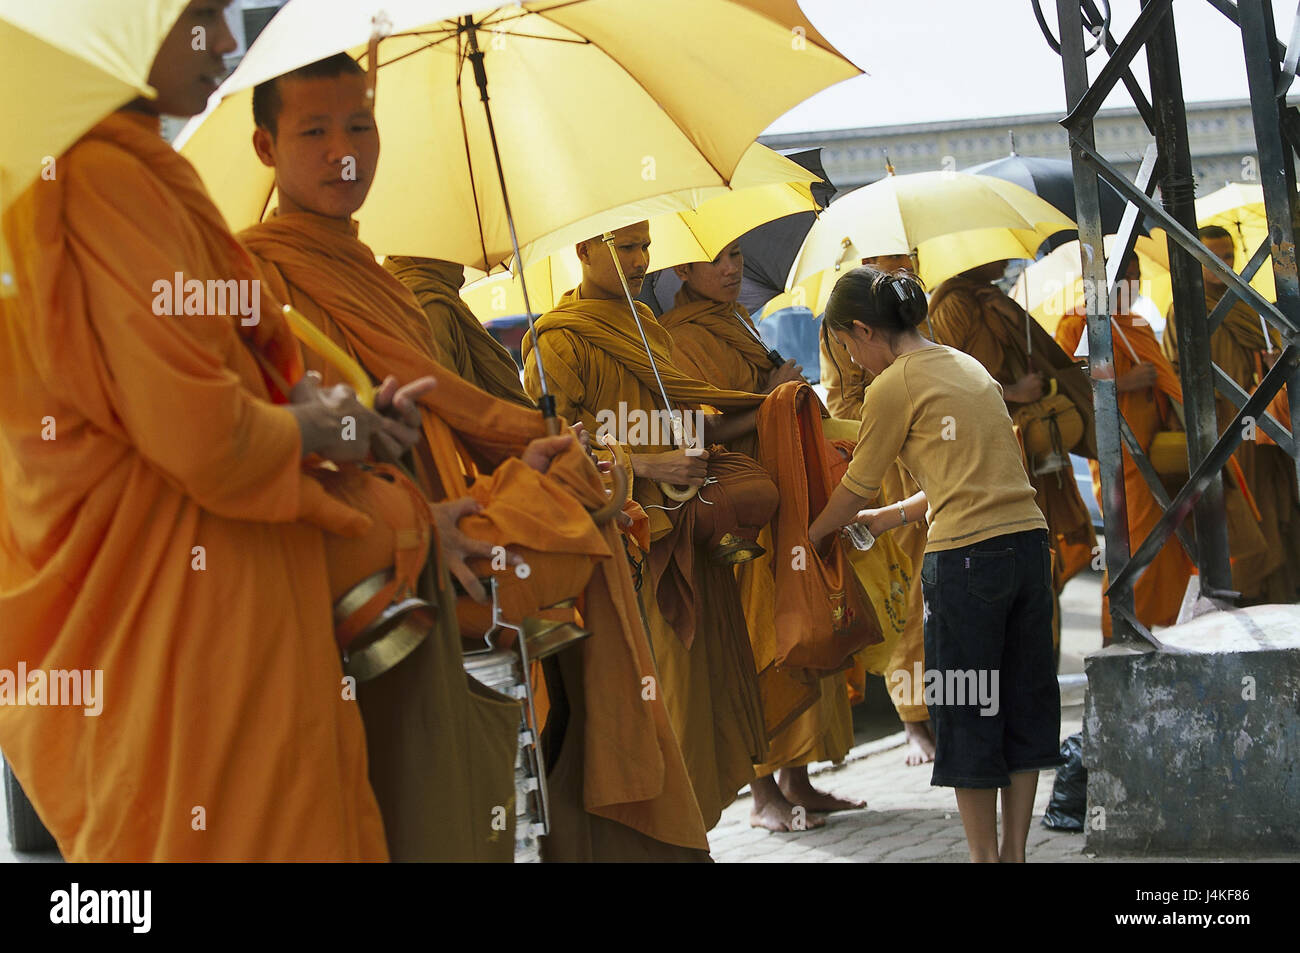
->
(809, 267, 1062, 863)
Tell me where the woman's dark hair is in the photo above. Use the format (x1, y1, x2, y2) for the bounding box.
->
(824, 266, 928, 337)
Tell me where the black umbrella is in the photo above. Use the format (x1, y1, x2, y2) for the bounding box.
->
(964, 152, 1150, 251)
(637, 148, 836, 316)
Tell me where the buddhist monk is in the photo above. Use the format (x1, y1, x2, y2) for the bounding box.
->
(384, 255, 533, 406)
(820, 252, 935, 766)
(523, 221, 787, 830)
(1162, 225, 1300, 604)
(1054, 254, 1195, 637)
(239, 54, 712, 861)
(662, 240, 862, 830)
(0, 1, 437, 861)
(928, 260, 1098, 656)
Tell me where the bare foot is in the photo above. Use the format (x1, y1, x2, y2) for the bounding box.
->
(749, 775, 826, 832)
(777, 766, 866, 813)
(903, 720, 936, 766)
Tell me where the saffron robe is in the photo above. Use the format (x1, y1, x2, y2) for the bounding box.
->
(1162, 289, 1300, 603)
(383, 255, 533, 406)
(523, 287, 768, 828)
(662, 288, 852, 770)
(928, 276, 1098, 592)
(1055, 310, 1196, 636)
(0, 112, 387, 861)
(240, 213, 710, 859)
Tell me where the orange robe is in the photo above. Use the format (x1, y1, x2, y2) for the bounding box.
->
(1163, 290, 1300, 603)
(662, 288, 852, 772)
(239, 213, 710, 860)
(1055, 310, 1196, 636)
(523, 287, 769, 828)
(0, 112, 387, 861)
(928, 276, 1098, 593)
(820, 320, 929, 722)
(383, 255, 533, 406)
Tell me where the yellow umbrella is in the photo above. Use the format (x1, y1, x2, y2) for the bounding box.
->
(0, 0, 189, 295)
(914, 222, 1076, 289)
(1195, 182, 1275, 303)
(1010, 232, 1172, 336)
(760, 265, 841, 318)
(464, 145, 823, 315)
(177, 0, 860, 273)
(517, 146, 822, 269)
(788, 171, 1074, 289)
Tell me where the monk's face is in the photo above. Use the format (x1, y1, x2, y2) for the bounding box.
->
(863, 253, 916, 278)
(253, 72, 379, 220)
(576, 223, 651, 299)
(1202, 235, 1235, 290)
(675, 241, 744, 303)
(142, 0, 237, 117)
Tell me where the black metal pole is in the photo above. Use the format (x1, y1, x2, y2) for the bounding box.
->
(1143, 0, 1234, 593)
(1240, 0, 1300, 498)
(1058, 0, 1138, 642)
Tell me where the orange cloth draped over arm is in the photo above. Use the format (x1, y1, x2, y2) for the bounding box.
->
(0, 113, 386, 862)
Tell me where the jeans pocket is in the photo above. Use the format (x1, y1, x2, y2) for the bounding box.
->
(966, 547, 1015, 603)
(921, 551, 939, 588)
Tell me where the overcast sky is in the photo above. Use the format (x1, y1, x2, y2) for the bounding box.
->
(763, 0, 1295, 134)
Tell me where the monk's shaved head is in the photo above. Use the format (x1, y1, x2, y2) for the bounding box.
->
(576, 222, 651, 301)
(253, 53, 366, 137)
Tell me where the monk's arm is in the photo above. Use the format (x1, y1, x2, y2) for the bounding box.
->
(702, 408, 757, 444)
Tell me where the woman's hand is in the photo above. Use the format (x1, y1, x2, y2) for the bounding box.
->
(853, 507, 896, 537)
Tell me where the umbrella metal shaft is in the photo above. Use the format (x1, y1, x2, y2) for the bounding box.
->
(464, 16, 559, 430)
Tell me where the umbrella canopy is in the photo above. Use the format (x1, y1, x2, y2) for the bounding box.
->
(964, 152, 1148, 250)
(1195, 182, 1275, 304)
(787, 170, 1074, 290)
(461, 145, 822, 317)
(0, 0, 189, 293)
(176, 0, 861, 273)
(736, 148, 836, 313)
(1010, 232, 1172, 336)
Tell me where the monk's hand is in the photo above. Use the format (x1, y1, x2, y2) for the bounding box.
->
(522, 434, 577, 473)
(1117, 362, 1158, 393)
(291, 382, 388, 462)
(637, 448, 709, 486)
(430, 496, 515, 604)
(1005, 371, 1046, 404)
(764, 359, 804, 392)
(374, 373, 436, 429)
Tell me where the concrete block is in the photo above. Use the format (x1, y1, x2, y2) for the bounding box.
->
(1083, 604, 1300, 854)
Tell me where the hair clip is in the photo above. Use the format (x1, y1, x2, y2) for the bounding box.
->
(892, 280, 910, 303)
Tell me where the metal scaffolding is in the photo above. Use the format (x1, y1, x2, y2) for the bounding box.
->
(1043, 0, 1300, 644)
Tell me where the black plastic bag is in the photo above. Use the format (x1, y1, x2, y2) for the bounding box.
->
(1041, 733, 1086, 831)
